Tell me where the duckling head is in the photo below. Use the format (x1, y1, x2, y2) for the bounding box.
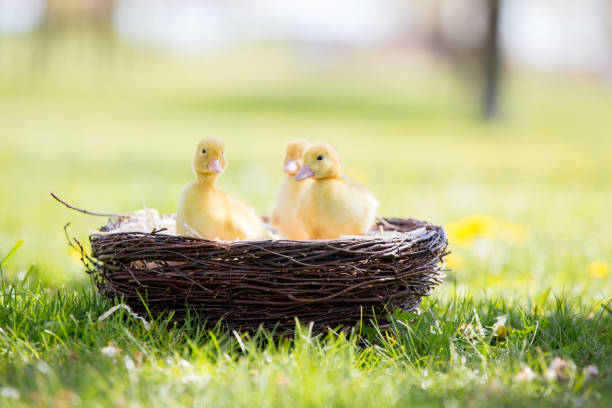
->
(282, 139, 309, 176)
(295, 142, 341, 181)
(192, 138, 227, 180)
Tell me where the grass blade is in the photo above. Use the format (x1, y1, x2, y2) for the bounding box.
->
(1, 240, 23, 267)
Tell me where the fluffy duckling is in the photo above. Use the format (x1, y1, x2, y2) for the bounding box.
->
(271, 139, 312, 240)
(176, 138, 270, 241)
(294, 142, 379, 239)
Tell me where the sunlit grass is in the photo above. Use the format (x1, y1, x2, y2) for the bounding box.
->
(1, 274, 610, 407)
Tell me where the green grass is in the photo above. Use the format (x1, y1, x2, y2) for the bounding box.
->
(1, 33, 611, 406)
(1, 276, 611, 407)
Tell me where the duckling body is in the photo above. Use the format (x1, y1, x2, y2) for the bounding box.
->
(294, 142, 378, 239)
(295, 178, 377, 239)
(177, 180, 269, 240)
(176, 138, 270, 241)
(271, 140, 312, 240)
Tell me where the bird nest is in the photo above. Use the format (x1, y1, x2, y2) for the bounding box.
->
(78, 214, 447, 333)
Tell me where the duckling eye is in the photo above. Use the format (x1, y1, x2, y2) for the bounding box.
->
(201, 149, 206, 154)
(316, 155, 323, 161)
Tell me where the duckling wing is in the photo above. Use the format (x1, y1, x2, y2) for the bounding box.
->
(224, 195, 271, 241)
(273, 178, 312, 239)
(323, 180, 379, 235)
(271, 177, 291, 227)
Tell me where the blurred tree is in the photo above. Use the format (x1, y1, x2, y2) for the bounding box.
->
(424, 0, 503, 120)
(43, 0, 117, 26)
(482, 0, 501, 119)
(30, 0, 118, 76)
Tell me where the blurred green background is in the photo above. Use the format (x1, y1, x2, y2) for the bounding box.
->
(1, 3, 612, 406)
(0, 0, 611, 303)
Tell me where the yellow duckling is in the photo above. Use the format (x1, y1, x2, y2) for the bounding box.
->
(271, 139, 312, 240)
(294, 142, 379, 239)
(176, 138, 270, 241)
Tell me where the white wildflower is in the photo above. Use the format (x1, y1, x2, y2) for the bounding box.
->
(459, 320, 484, 341)
(515, 366, 536, 382)
(545, 357, 575, 382)
(459, 323, 478, 340)
(0, 387, 19, 399)
(177, 359, 193, 369)
(101, 345, 120, 358)
(180, 373, 205, 384)
(584, 365, 599, 381)
(124, 356, 136, 371)
(36, 360, 51, 374)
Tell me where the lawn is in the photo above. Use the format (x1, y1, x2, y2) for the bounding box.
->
(1, 35, 611, 407)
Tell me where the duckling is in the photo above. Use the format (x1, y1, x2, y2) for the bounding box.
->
(176, 138, 270, 241)
(271, 139, 312, 240)
(293, 142, 379, 239)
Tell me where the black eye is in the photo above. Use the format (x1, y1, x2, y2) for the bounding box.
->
(201, 149, 206, 154)
(316, 155, 323, 161)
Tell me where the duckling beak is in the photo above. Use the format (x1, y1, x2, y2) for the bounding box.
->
(283, 160, 299, 174)
(294, 164, 315, 181)
(208, 159, 223, 174)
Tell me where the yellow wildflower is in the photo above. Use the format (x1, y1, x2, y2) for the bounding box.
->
(492, 315, 508, 339)
(495, 325, 508, 338)
(445, 252, 465, 270)
(68, 246, 83, 263)
(385, 332, 397, 346)
(587, 261, 609, 278)
(445, 214, 496, 246)
(446, 214, 528, 247)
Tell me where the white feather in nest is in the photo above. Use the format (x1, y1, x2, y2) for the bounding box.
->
(338, 226, 429, 242)
(95, 209, 177, 235)
(96, 209, 283, 241)
(96, 209, 426, 243)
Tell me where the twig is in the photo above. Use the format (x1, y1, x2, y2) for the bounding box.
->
(50, 192, 128, 217)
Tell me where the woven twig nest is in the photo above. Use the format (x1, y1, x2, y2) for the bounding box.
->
(84, 215, 447, 332)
